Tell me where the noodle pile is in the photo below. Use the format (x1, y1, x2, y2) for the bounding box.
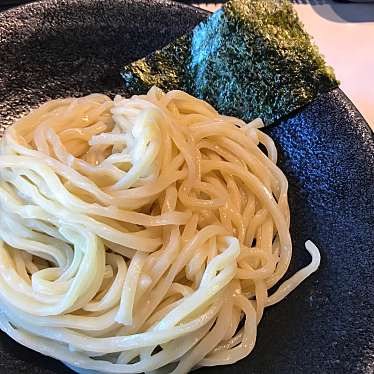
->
(0, 87, 320, 373)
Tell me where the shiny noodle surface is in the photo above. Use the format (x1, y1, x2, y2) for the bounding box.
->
(0, 87, 320, 373)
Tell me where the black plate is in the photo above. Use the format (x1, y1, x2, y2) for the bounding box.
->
(0, 1, 373, 373)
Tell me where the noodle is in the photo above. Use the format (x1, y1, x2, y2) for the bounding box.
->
(0, 87, 320, 373)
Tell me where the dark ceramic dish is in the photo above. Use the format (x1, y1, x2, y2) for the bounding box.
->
(0, 1, 373, 373)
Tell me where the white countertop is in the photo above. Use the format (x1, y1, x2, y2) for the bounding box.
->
(194, 2, 374, 129)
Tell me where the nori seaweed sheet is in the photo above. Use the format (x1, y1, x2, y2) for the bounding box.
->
(121, 0, 338, 125)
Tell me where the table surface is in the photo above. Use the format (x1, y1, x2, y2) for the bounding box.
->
(196, 2, 374, 129)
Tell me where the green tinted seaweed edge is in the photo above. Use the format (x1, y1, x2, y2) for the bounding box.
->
(121, 0, 338, 125)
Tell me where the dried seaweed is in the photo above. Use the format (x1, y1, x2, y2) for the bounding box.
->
(121, 0, 338, 124)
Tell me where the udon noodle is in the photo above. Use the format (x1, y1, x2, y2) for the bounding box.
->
(0, 87, 320, 373)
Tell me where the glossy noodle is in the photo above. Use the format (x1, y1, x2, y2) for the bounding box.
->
(0, 87, 320, 373)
